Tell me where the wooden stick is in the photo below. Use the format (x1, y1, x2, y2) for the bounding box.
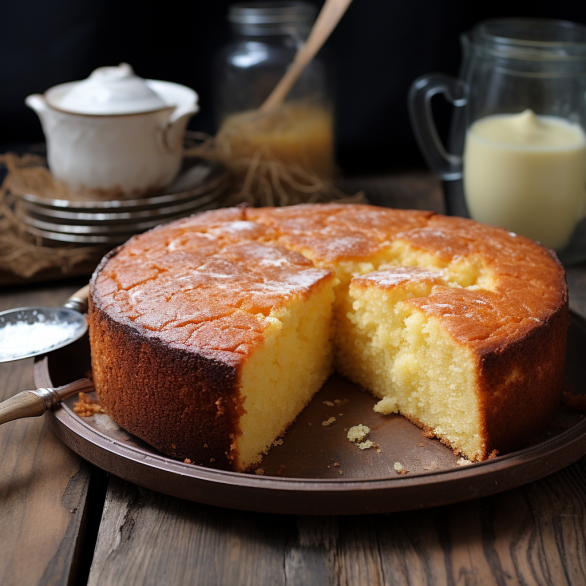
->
(259, 0, 353, 112)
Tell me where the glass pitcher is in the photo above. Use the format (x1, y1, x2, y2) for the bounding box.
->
(409, 18, 586, 264)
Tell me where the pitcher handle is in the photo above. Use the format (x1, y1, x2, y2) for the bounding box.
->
(408, 73, 468, 180)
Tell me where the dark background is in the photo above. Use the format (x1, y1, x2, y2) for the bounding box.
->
(2, 0, 586, 174)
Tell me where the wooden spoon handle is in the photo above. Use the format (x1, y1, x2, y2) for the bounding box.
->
(259, 0, 354, 112)
(64, 284, 90, 313)
(0, 378, 94, 425)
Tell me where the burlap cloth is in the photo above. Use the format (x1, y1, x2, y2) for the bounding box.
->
(0, 140, 364, 281)
(0, 153, 110, 280)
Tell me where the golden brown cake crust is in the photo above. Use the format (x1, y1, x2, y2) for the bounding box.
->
(90, 251, 248, 469)
(476, 301, 568, 456)
(89, 204, 568, 469)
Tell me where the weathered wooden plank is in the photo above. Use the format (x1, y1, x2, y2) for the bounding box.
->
(285, 517, 340, 586)
(0, 282, 95, 586)
(88, 476, 296, 586)
(88, 454, 586, 586)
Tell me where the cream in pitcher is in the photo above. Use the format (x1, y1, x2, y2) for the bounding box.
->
(463, 109, 586, 250)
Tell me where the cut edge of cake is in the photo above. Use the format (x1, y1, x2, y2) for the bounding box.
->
(232, 272, 337, 471)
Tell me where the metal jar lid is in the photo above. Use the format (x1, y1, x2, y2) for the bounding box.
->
(228, 2, 316, 36)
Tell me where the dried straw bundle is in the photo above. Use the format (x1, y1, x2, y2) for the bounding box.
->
(184, 130, 366, 208)
(0, 153, 106, 279)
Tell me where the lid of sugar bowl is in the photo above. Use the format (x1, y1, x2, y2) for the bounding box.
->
(46, 63, 170, 115)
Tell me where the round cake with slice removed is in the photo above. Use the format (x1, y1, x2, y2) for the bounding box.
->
(89, 204, 568, 471)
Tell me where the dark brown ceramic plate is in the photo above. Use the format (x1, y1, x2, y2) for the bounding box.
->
(34, 311, 586, 515)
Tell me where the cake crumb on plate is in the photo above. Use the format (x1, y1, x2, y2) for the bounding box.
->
(562, 390, 586, 411)
(456, 458, 473, 466)
(347, 424, 370, 443)
(73, 392, 103, 417)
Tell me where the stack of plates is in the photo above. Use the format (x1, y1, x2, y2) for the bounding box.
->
(14, 157, 228, 245)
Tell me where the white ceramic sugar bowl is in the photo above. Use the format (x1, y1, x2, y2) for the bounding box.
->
(25, 63, 199, 199)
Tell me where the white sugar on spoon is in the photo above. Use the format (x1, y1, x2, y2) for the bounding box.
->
(0, 284, 94, 428)
(0, 284, 89, 362)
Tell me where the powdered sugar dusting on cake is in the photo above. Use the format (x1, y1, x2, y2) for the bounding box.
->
(258, 257, 288, 268)
(167, 232, 214, 251)
(214, 221, 259, 233)
(207, 221, 274, 240)
(353, 266, 445, 288)
(279, 269, 331, 291)
(312, 233, 375, 260)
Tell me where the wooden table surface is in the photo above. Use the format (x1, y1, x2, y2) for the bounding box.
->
(1, 174, 586, 586)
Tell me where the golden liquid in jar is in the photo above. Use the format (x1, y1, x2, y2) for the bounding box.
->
(218, 101, 334, 178)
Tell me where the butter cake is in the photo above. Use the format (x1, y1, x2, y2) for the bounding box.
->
(89, 204, 567, 471)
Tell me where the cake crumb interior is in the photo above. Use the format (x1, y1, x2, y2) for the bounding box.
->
(337, 265, 486, 460)
(235, 279, 336, 471)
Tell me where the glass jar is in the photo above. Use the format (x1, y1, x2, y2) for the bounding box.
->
(409, 19, 586, 264)
(214, 1, 335, 177)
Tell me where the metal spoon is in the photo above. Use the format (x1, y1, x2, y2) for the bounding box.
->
(0, 284, 94, 426)
(0, 284, 89, 363)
